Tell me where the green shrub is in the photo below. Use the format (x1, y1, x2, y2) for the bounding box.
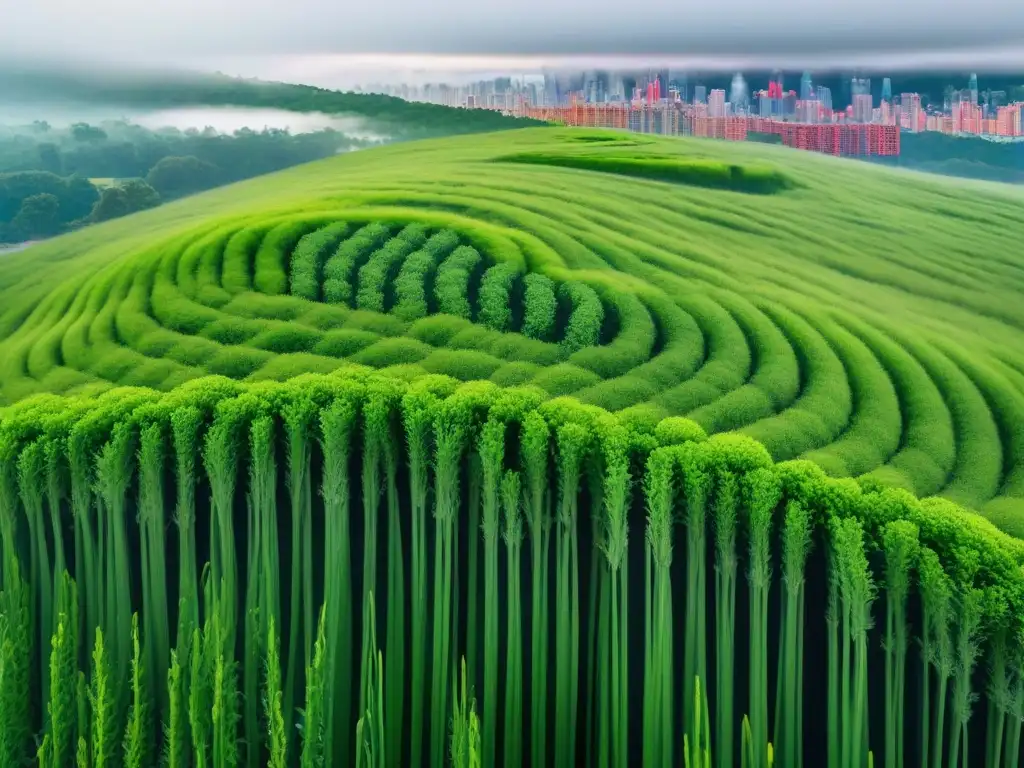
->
(408, 315, 475, 348)
(339, 310, 406, 337)
(356, 224, 429, 313)
(420, 349, 503, 381)
(487, 333, 562, 367)
(313, 329, 379, 358)
(205, 346, 272, 378)
(530, 363, 602, 396)
(200, 317, 264, 346)
(558, 281, 604, 353)
(435, 245, 481, 320)
(245, 353, 342, 381)
(351, 337, 432, 368)
(489, 361, 543, 387)
(221, 226, 266, 293)
(221, 292, 307, 322)
(323, 223, 393, 306)
(497, 151, 793, 194)
(289, 222, 350, 301)
(521, 273, 556, 342)
(255, 219, 321, 295)
(392, 230, 462, 321)
(249, 324, 322, 354)
(478, 263, 520, 332)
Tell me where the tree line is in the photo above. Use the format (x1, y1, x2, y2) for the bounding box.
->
(0, 121, 376, 243)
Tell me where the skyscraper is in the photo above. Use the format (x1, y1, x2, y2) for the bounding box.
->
(730, 73, 749, 114)
(694, 85, 707, 105)
(969, 73, 979, 106)
(850, 78, 872, 122)
(656, 69, 671, 99)
(816, 85, 833, 112)
(881, 78, 892, 103)
(669, 71, 689, 104)
(708, 89, 726, 118)
(853, 93, 873, 123)
(800, 71, 813, 101)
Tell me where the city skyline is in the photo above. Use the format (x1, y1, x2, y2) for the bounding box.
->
(364, 68, 1023, 158)
(368, 69, 1021, 119)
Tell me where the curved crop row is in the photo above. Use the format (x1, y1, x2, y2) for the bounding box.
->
(392, 229, 461, 321)
(323, 222, 393, 304)
(435, 244, 482, 319)
(356, 223, 429, 313)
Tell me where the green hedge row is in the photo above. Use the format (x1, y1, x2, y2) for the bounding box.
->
(322, 222, 393, 305)
(0, 369, 1022, 767)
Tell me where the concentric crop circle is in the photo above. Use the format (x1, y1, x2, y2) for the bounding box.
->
(1, 127, 1023, 531)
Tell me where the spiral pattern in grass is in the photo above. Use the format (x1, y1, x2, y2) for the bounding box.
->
(1, 126, 1023, 534)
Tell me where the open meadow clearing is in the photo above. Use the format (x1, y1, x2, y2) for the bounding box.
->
(1, 126, 1023, 766)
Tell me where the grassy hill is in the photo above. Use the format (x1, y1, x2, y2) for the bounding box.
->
(2, 126, 1021, 525)
(2, 126, 1024, 766)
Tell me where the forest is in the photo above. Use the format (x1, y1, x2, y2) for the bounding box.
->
(0, 66, 542, 141)
(0, 120, 377, 242)
(865, 132, 1024, 184)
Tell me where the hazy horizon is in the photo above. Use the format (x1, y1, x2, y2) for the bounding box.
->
(3, 50, 1024, 94)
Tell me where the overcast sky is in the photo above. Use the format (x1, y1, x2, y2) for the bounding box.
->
(3, 0, 1024, 79)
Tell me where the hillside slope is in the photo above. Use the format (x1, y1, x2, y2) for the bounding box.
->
(0, 66, 543, 139)
(1, 126, 1022, 530)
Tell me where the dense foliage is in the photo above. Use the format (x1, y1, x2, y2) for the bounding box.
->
(0, 67, 542, 140)
(499, 151, 794, 193)
(0, 121, 375, 242)
(3, 370, 1024, 767)
(865, 132, 1024, 184)
(0, 120, 373, 183)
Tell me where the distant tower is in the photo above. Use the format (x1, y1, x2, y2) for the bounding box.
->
(882, 77, 892, 103)
(800, 71, 813, 101)
(969, 73, 979, 105)
(730, 72, 749, 113)
(771, 69, 784, 94)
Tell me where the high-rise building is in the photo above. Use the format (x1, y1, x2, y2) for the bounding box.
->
(881, 78, 892, 103)
(969, 73, 979, 106)
(783, 91, 797, 117)
(816, 85, 833, 112)
(798, 99, 821, 123)
(729, 73, 749, 114)
(708, 89, 726, 118)
(669, 71, 689, 104)
(656, 69, 671, 98)
(853, 93, 873, 123)
(900, 93, 922, 132)
(800, 71, 813, 101)
(694, 85, 707, 105)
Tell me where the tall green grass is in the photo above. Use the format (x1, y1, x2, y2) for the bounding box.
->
(1, 371, 1023, 766)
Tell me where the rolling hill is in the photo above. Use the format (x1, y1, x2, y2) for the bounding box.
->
(2, 126, 1021, 525)
(1, 126, 1023, 766)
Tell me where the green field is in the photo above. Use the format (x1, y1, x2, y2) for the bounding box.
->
(1, 126, 1024, 766)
